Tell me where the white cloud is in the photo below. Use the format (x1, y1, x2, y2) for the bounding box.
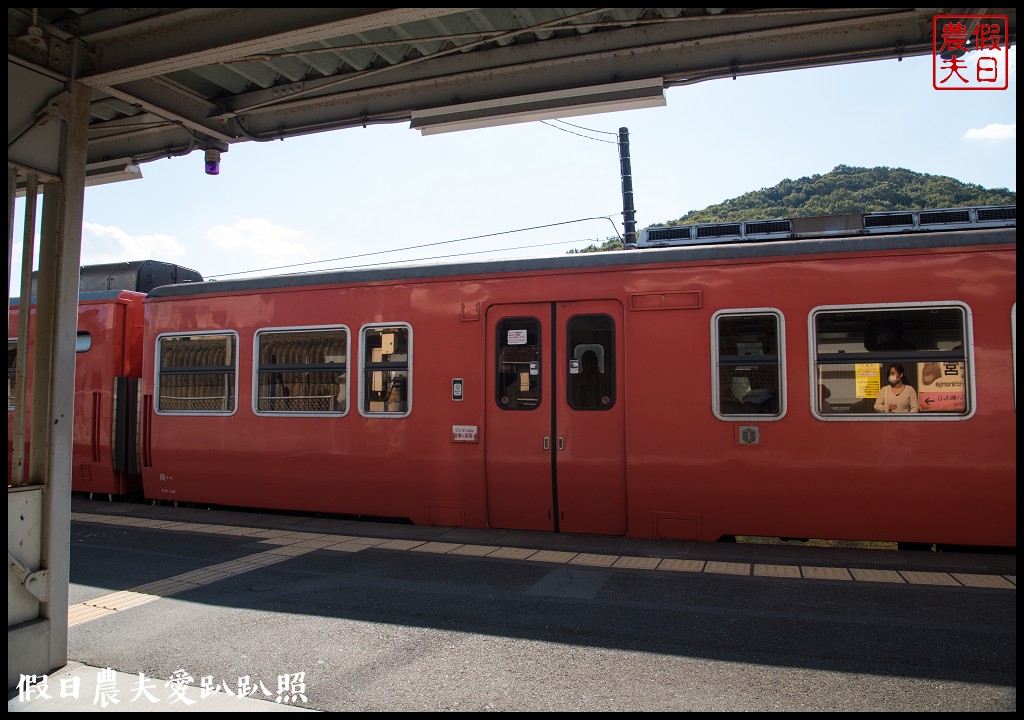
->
(208, 218, 306, 263)
(82, 222, 186, 263)
(963, 123, 1016, 141)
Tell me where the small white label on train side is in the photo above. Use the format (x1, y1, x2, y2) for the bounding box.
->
(451, 425, 478, 443)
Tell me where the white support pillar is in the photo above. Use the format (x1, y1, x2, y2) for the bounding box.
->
(7, 75, 89, 689)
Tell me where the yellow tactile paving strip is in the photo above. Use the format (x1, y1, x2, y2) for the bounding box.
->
(528, 550, 578, 564)
(569, 553, 619, 567)
(68, 542, 317, 627)
(68, 510, 1015, 626)
(951, 573, 1017, 589)
(898, 570, 962, 586)
(800, 566, 853, 581)
(754, 564, 801, 579)
(704, 561, 752, 576)
(851, 568, 905, 584)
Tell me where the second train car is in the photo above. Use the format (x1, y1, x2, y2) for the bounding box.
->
(8, 261, 202, 494)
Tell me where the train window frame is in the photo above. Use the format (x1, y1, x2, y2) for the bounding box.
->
(252, 325, 350, 417)
(809, 302, 975, 421)
(154, 330, 239, 416)
(495, 316, 542, 411)
(711, 309, 786, 421)
(358, 322, 412, 418)
(7, 333, 99, 410)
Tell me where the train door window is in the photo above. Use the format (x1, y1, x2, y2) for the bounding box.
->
(359, 324, 411, 417)
(255, 327, 349, 416)
(496, 318, 541, 410)
(567, 315, 615, 410)
(75, 332, 92, 353)
(811, 304, 970, 418)
(156, 332, 238, 415)
(7, 340, 15, 410)
(712, 310, 784, 419)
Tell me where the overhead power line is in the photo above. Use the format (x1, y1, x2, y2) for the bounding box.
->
(283, 237, 612, 275)
(207, 215, 622, 279)
(539, 120, 617, 144)
(551, 119, 618, 135)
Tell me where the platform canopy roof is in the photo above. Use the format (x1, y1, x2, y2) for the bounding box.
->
(10, 8, 1015, 186)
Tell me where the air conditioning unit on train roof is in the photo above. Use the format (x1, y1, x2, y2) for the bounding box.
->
(742, 220, 793, 239)
(862, 205, 1017, 234)
(974, 205, 1016, 224)
(917, 208, 974, 227)
(863, 211, 916, 231)
(694, 222, 743, 241)
(637, 218, 793, 247)
(637, 225, 693, 247)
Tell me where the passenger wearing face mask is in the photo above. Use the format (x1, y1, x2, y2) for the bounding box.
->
(874, 363, 919, 413)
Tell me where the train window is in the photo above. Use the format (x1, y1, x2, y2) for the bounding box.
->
(156, 332, 237, 414)
(496, 318, 541, 410)
(7, 340, 15, 410)
(712, 310, 784, 420)
(76, 332, 92, 353)
(812, 305, 970, 418)
(254, 327, 348, 416)
(359, 324, 411, 417)
(567, 315, 615, 410)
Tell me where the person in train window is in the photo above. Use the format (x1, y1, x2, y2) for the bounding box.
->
(571, 350, 607, 409)
(874, 364, 919, 413)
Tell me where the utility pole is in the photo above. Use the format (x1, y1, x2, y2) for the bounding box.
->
(618, 127, 637, 249)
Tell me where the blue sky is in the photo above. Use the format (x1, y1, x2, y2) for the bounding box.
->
(10, 49, 1016, 294)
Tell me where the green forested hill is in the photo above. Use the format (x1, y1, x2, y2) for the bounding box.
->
(574, 165, 1015, 252)
(671, 165, 1015, 224)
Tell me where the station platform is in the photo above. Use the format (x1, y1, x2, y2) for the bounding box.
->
(9, 498, 1016, 712)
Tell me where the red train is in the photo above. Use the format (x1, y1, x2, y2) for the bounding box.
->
(8, 207, 1017, 549)
(8, 261, 201, 496)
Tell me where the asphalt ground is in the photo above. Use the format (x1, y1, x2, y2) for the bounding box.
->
(8, 498, 1016, 712)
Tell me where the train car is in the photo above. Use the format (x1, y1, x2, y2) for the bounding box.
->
(138, 206, 1016, 549)
(27, 258, 204, 296)
(8, 260, 202, 495)
(8, 290, 145, 495)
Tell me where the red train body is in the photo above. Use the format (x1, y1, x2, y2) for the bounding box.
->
(8, 209, 1017, 548)
(9, 261, 202, 495)
(8, 290, 146, 495)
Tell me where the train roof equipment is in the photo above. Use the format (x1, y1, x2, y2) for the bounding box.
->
(636, 204, 1016, 248)
(29, 259, 203, 296)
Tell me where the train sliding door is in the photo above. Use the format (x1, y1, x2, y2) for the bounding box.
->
(484, 301, 625, 535)
(554, 301, 626, 534)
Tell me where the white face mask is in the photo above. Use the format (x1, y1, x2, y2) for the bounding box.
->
(888, 375, 900, 386)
